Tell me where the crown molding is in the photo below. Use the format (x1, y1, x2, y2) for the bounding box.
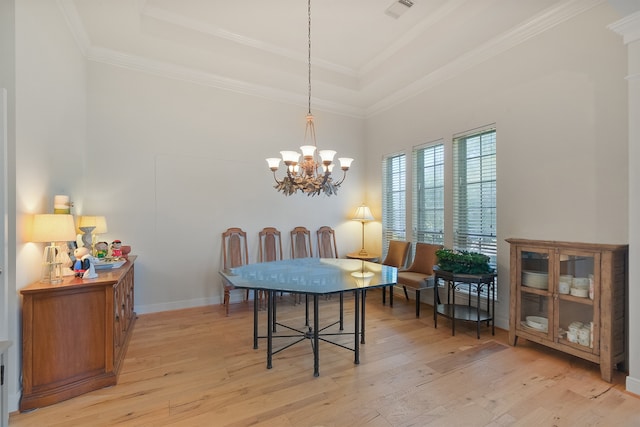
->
(56, 0, 90, 56)
(58, 0, 604, 120)
(608, 10, 640, 44)
(365, 0, 606, 117)
(86, 46, 365, 119)
(140, 4, 358, 79)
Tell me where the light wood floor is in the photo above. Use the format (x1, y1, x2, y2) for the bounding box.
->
(10, 290, 640, 426)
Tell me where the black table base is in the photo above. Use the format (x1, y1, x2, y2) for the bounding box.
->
(252, 289, 366, 377)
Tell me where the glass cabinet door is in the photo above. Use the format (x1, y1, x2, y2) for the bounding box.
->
(517, 248, 552, 337)
(556, 250, 598, 353)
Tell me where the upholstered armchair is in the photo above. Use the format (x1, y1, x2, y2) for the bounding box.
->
(396, 242, 442, 317)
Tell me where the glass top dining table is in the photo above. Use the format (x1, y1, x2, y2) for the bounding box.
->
(220, 258, 398, 376)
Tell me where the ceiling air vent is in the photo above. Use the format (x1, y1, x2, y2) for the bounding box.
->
(385, 0, 414, 19)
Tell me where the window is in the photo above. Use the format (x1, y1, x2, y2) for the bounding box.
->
(453, 129, 497, 268)
(413, 142, 444, 245)
(381, 153, 406, 256)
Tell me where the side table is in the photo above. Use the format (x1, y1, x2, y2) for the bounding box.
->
(346, 252, 380, 262)
(433, 270, 496, 339)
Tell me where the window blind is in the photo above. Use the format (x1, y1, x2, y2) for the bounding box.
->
(413, 142, 444, 245)
(453, 129, 497, 268)
(381, 153, 406, 257)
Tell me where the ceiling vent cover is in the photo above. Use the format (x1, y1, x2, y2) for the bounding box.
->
(385, 0, 414, 19)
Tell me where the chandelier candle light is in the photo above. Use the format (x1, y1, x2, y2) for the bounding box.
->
(352, 204, 374, 257)
(266, 0, 353, 196)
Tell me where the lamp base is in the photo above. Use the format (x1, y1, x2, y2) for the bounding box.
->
(41, 245, 63, 284)
(358, 248, 370, 257)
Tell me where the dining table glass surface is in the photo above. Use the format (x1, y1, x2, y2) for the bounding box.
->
(221, 257, 397, 294)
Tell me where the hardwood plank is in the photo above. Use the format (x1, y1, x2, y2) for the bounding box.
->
(10, 290, 640, 426)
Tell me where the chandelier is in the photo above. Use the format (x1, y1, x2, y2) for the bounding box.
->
(266, 0, 353, 197)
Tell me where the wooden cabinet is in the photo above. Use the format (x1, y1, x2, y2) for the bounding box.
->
(20, 256, 136, 411)
(506, 239, 626, 382)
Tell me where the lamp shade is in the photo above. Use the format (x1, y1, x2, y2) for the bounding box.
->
(32, 214, 76, 243)
(77, 215, 108, 234)
(352, 205, 374, 222)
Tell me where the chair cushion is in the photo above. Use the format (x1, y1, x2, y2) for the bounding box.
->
(397, 271, 435, 289)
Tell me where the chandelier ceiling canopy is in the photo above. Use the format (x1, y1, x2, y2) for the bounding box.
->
(266, 0, 353, 197)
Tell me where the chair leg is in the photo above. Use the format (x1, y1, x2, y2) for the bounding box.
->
(415, 290, 421, 318)
(403, 286, 409, 300)
(224, 289, 230, 316)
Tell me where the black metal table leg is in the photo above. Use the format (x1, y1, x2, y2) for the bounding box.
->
(361, 289, 366, 344)
(267, 290, 273, 369)
(313, 294, 320, 377)
(354, 289, 360, 365)
(253, 289, 259, 349)
(339, 292, 344, 330)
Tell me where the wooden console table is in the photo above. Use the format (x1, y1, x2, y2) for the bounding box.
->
(433, 270, 496, 339)
(20, 256, 136, 411)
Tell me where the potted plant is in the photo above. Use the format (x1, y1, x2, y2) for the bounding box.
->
(435, 248, 494, 274)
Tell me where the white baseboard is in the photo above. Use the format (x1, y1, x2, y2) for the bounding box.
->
(134, 290, 252, 315)
(626, 375, 640, 396)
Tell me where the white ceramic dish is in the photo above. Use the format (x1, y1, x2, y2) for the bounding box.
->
(522, 271, 549, 290)
(570, 287, 589, 298)
(525, 316, 548, 332)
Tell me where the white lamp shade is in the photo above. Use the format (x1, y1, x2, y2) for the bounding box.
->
(266, 158, 281, 169)
(339, 157, 354, 169)
(32, 214, 76, 243)
(77, 215, 108, 234)
(318, 150, 336, 163)
(352, 205, 374, 222)
(280, 151, 300, 163)
(300, 145, 316, 157)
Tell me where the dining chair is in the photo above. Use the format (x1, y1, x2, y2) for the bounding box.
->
(290, 226, 313, 258)
(259, 227, 284, 306)
(259, 227, 283, 263)
(380, 240, 411, 306)
(316, 226, 338, 258)
(396, 242, 442, 318)
(221, 227, 249, 316)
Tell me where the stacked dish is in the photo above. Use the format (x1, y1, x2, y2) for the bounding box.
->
(522, 271, 548, 289)
(570, 277, 589, 298)
(525, 315, 548, 332)
(558, 275, 573, 294)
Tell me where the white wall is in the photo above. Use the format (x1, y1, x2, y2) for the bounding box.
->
(12, 0, 87, 412)
(609, 6, 640, 397)
(364, 4, 628, 329)
(84, 62, 367, 313)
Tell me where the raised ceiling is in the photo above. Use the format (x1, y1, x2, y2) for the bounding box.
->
(60, 0, 605, 117)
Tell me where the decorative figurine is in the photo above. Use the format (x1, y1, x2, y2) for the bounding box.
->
(71, 247, 97, 278)
(111, 240, 123, 258)
(95, 241, 109, 258)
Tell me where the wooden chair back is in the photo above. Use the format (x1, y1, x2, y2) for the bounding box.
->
(259, 227, 283, 262)
(382, 240, 411, 268)
(221, 227, 249, 315)
(222, 227, 249, 269)
(290, 226, 312, 258)
(316, 226, 338, 258)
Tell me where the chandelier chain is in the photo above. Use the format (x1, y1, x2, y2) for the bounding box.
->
(307, 0, 312, 116)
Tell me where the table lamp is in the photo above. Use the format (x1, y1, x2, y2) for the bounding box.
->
(31, 214, 77, 283)
(77, 215, 108, 254)
(352, 204, 375, 257)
